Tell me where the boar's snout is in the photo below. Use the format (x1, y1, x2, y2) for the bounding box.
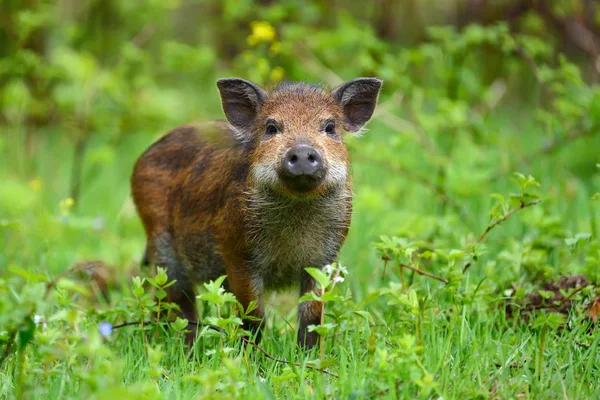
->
(283, 144, 322, 176)
(279, 144, 326, 193)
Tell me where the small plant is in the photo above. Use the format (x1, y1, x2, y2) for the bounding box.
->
(146, 267, 177, 339)
(300, 262, 354, 363)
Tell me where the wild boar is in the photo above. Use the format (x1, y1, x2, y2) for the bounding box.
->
(131, 77, 382, 348)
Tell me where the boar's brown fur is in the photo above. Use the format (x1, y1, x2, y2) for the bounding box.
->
(131, 78, 381, 348)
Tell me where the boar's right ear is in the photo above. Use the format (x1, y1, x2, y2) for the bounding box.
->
(217, 78, 268, 135)
(332, 78, 382, 133)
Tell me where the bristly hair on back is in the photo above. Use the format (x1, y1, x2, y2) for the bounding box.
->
(271, 81, 329, 96)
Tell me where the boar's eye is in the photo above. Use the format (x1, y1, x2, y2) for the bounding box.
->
(265, 122, 279, 136)
(323, 121, 337, 138)
(325, 123, 335, 135)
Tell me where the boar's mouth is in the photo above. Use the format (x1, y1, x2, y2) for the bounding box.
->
(278, 171, 326, 194)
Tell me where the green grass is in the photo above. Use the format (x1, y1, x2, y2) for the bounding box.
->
(3, 3, 600, 397)
(1, 107, 599, 399)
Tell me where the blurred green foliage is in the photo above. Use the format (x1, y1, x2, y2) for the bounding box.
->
(1, 0, 600, 398)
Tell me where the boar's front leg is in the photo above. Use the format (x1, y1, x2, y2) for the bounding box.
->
(166, 280, 198, 345)
(223, 259, 265, 342)
(298, 270, 324, 349)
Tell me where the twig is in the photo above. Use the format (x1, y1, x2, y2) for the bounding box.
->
(525, 285, 588, 311)
(241, 337, 339, 378)
(463, 200, 541, 272)
(112, 320, 154, 330)
(399, 263, 449, 285)
(477, 200, 541, 244)
(558, 285, 586, 306)
(382, 256, 389, 280)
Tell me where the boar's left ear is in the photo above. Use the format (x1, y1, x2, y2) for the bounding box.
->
(217, 78, 268, 135)
(332, 78, 382, 133)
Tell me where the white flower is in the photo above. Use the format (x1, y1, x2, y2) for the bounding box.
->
(33, 315, 47, 330)
(333, 276, 345, 283)
(323, 264, 334, 276)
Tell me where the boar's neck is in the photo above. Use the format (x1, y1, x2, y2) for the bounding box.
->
(244, 186, 352, 289)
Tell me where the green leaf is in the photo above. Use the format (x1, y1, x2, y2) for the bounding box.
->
(448, 249, 467, 260)
(299, 292, 321, 303)
(146, 277, 159, 289)
(162, 280, 177, 288)
(305, 267, 331, 289)
(171, 317, 189, 332)
(307, 322, 337, 336)
(321, 291, 343, 302)
(198, 292, 223, 306)
(155, 289, 167, 301)
(398, 334, 416, 350)
(203, 275, 228, 294)
(352, 310, 373, 323)
(155, 267, 168, 286)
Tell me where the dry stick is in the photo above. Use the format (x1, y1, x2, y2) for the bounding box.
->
(463, 200, 541, 273)
(381, 256, 389, 280)
(242, 337, 339, 378)
(399, 263, 449, 285)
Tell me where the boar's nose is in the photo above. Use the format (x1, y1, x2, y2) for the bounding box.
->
(283, 144, 323, 177)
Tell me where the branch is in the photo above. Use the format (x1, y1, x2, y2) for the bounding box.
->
(463, 200, 541, 272)
(399, 263, 449, 285)
(242, 337, 339, 378)
(477, 200, 541, 244)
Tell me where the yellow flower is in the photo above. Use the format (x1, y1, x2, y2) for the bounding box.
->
(247, 21, 276, 46)
(29, 179, 42, 191)
(60, 198, 75, 215)
(270, 66, 285, 82)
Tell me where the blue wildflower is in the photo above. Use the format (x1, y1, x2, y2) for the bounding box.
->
(99, 322, 113, 336)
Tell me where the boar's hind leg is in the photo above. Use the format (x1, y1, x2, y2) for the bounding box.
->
(298, 271, 323, 349)
(149, 234, 199, 344)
